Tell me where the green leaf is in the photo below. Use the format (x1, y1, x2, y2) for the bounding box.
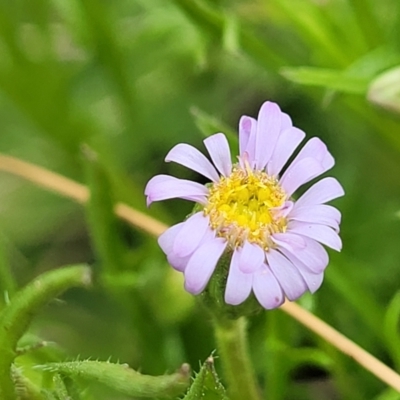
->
(383, 291, 400, 369)
(51, 374, 69, 400)
(288, 347, 332, 371)
(183, 355, 228, 400)
(190, 107, 238, 154)
(36, 360, 190, 399)
(83, 146, 128, 276)
(0, 265, 91, 399)
(222, 13, 239, 54)
(281, 66, 369, 94)
(79, 0, 136, 118)
(0, 233, 17, 305)
(171, 0, 284, 69)
(272, 0, 350, 66)
(373, 387, 400, 400)
(368, 66, 400, 114)
(347, 0, 383, 48)
(346, 47, 400, 80)
(11, 365, 43, 400)
(326, 260, 384, 340)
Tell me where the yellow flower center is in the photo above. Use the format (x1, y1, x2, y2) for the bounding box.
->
(203, 166, 287, 250)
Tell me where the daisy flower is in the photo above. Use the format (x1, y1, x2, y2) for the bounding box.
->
(145, 101, 344, 309)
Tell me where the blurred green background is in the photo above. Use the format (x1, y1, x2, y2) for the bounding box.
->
(0, 0, 400, 399)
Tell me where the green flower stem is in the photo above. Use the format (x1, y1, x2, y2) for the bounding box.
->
(0, 265, 91, 399)
(213, 317, 262, 400)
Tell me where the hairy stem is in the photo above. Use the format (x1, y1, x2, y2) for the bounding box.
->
(213, 317, 262, 400)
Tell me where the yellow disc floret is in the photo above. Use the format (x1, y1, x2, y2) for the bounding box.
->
(203, 165, 287, 250)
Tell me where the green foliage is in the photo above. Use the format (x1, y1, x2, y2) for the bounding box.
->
(281, 67, 370, 94)
(384, 291, 400, 370)
(0, 0, 399, 398)
(183, 355, 228, 400)
(83, 146, 128, 276)
(37, 360, 190, 398)
(0, 266, 91, 398)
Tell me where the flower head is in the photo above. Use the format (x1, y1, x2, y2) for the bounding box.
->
(145, 101, 344, 309)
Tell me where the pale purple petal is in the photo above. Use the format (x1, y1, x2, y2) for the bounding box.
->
(169, 228, 216, 272)
(322, 152, 334, 170)
(293, 259, 324, 293)
(167, 253, 190, 272)
(145, 175, 208, 206)
(253, 264, 284, 309)
(238, 241, 265, 273)
(272, 232, 306, 251)
(288, 137, 334, 174)
(288, 221, 342, 251)
(239, 116, 257, 162)
(173, 213, 211, 257)
(279, 157, 323, 197)
(255, 101, 282, 169)
(165, 143, 219, 182)
(281, 112, 293, 130)
(295, 177, 345, 208)
(279, 236, 329, 273)
(266, 249, 308, 301)
(267, 127, 306, 176)
(272, 200, 294, 219)
(184, 238, 227, 294)
(204, 133, 232, 176)
(158, 223, 189, 272)
(293, 137, 332, 165)
(245, 119, 258, 166)
(289, 205, 341, 230)
(158, 223, 184, 255)
(225, 249, 253, 305)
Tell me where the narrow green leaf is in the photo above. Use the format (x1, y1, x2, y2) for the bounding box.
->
(39, 391, 57, 400)
(327, 261, 384, 340)
(49, 0, 89, 46)
(190, 107, 238, 154)
(172, 0, 284, 69)
(0, 3, 25, 63)
(373, 387, 400, 400)
(36, 360, 191, 399)
(272, 0, 350, 66)
(183, 355, 228, 400)
(222, 13, 239, 54)
(52, 374, 71, 400)
(0, 233, 17, 304)
(346, 46, 400, 80)
(368, 66, 400, 114)
(383, 291, 400, 369)
(54, 374, 82, 400)
(347, 0, 383, 48)
(281, 66, 369, 94)
(0, 265, 91, 399)
(80, 0, 136, 118)
(288, 347, 332, 371)
(83, 146, 127, 275)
